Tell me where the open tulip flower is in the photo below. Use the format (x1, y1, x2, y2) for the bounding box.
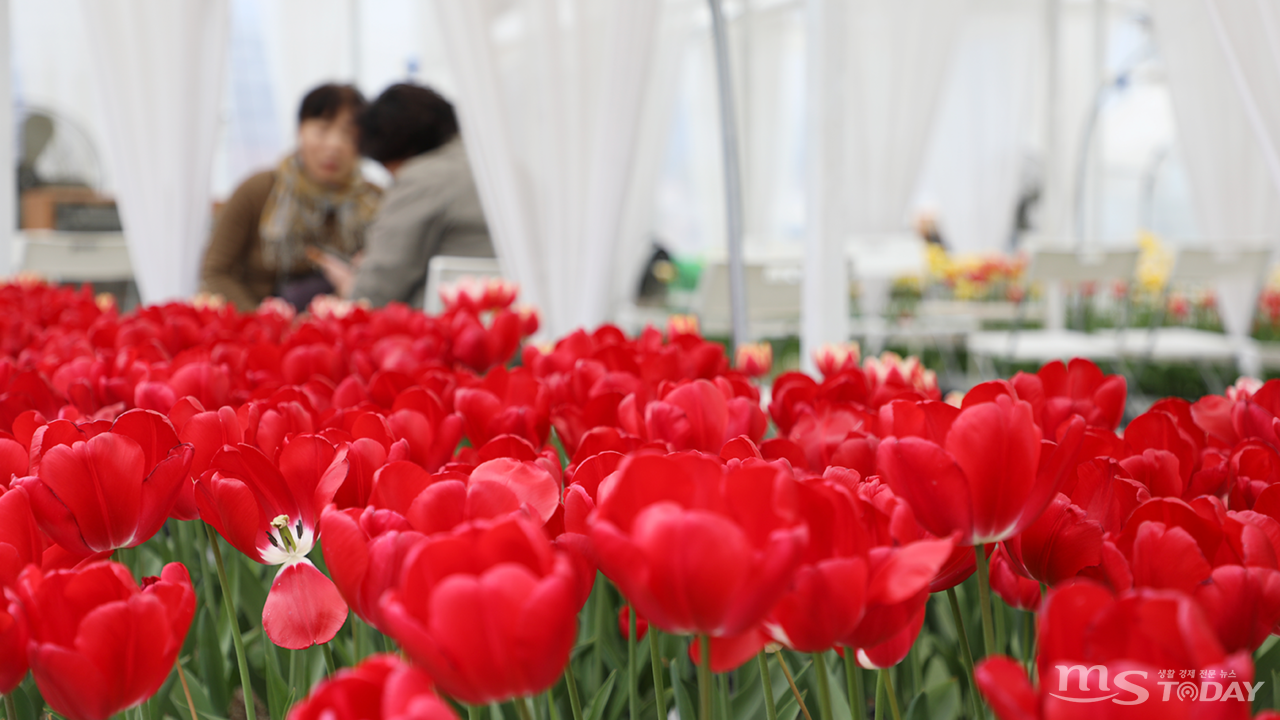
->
(877, 394, 1085, 546)
(13, 561, 195, 720)
(195, 434, 350, 649)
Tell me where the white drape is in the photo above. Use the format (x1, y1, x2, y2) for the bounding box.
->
(803, 0, 971, 364)
(1148, 0, 1279, 371)
(80, 0, 229, 304)
(1204, 0, 1280, 200)
(433, 0, 664, 338)
(915, 0, 1038, 255)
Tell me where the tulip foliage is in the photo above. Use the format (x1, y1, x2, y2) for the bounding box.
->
(4, 281, 1280, 720)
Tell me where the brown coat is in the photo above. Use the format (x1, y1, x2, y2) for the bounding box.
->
(200, 171, 369, 310)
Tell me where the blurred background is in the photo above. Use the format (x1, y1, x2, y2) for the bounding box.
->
(5, 0, 1279, 404)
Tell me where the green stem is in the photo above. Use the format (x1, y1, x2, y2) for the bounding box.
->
(513, 698, 534, 720)
(813, 653, 834, 720)
(205, 523, 256, 720)
(352, 617, 363, 664)
(874, 671, 885, 720)
(5, 694, 17, 720)
(880, 669, 902, 720)
(946, 588, 984, 720)
(845, 653, 866, 720)
(758, 652, 779, 720)
(564, 660, 584, 720)
(698, 635, 713, 720)
(649, 628, 667, 720)
(628, 607, 638, 720)
(547, 691, 562, 720)
(974, 545, 996, 658)
(469, 706, 484, 720)
(717, 672, 730, 720)
(322, 642, 337, 675)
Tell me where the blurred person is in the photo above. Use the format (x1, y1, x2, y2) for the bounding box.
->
(915, 208, 947, 250)
(200, 84, 382, 310)
(313, 83, 492, 307)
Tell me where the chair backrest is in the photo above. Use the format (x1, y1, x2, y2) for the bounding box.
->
(694, 258, 805, 336)
(19, 231, 132, 283)
(1026, 249, 1140, 284)
(423, 256, 504, 314)
(1168, 248, 1272, 285)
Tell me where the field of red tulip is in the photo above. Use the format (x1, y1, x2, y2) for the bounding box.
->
(4, 279, 1280, 720)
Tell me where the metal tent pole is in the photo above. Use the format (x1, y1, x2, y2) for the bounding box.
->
(707, 0, 749, 351)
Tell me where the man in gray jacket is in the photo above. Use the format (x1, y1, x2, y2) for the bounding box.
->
(322, 83, 493, 308)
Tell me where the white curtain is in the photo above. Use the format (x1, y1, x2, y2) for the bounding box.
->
(803, 0, 971, 364)
(1148, 0, 1279, 372)
(1204, 0, 1280, 200)
(80, 0, 230, 304)
(433, 0, 665, 338)
(914, 0, 1038, 255)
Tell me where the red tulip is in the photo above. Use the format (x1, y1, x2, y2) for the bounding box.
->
(379, 514, 584, 705)
(0, 483, 40, 693)
(1194, 565, 1280, 653)
(877, 395, 1084, 545)
(195, 435, 350, 649)
(288, 654, 458, 720)
(588, 453, 808, 638)
(15, 410, 193, 556)
(320, 506, 423, 633)
(1003, 492, 1104, 586)
(619, 605, 649, 641)
(15, 561, 195, 720)
(978, 581, 1256, 720)
(454, 366, 550, 448)
(620, 378, 767, 453)
(1012, 358, 1126, 434)
(987, 544, 1042, 611)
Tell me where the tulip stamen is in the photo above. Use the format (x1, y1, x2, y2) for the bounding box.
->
(271, 515, 298, 554)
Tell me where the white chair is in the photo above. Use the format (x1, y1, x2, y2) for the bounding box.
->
(1116, 247, 1272, 380)
(17, 230, 133, 283)
(693, 255, 809, 338)
(967, 248, 1140, 374)
(422, 256, 504, 314)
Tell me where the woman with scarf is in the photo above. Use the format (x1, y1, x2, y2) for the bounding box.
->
(199, 84, 382, 310)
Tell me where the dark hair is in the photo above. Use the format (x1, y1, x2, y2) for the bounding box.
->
(298, 84, 367, 124)
(358, 83, 459, 163)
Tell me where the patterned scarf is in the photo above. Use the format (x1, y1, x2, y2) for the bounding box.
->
(258, 154, 381, 273)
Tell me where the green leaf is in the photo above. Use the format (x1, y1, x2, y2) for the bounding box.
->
(263, 641, 291, 720)
(7, 684, 38, 720)
(585, 670, 618, 720)
(903, 678, 960, 720)
(168, 663, 229, 720)
(198, 606, 231, 715)
(671, 653, 697, 720)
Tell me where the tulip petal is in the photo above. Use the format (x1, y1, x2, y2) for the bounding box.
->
(263, 560, 350, 650)
(945, 399, 1041, 543)
(877, 437, 974, 542)
(974, 656, 1039, 720)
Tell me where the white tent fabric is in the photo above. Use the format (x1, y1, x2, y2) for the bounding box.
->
(432, 0, 664, 338)
(80, 0, 229, 304)
(915, 0, 1038, 255)
(1148, 0, 1279, 374)
(1204, 0, 1280, 198)
(803, 0, 971, 365)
